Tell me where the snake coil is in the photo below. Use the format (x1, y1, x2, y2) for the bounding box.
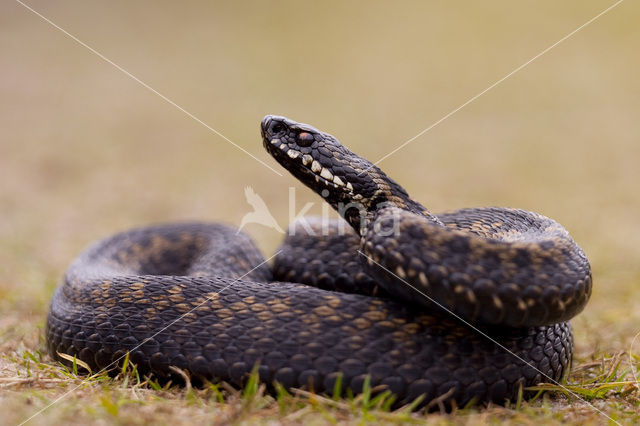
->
(46, 115, 592, 408)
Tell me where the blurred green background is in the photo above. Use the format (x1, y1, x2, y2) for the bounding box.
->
(1, 0, 639, 378)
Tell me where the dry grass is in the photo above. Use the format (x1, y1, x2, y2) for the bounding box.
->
(1, 1, 639, 424)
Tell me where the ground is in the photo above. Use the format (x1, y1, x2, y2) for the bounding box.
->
(1, 1, 639, 424)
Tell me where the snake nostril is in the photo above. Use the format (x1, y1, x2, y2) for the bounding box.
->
(269, 121, 286, 136)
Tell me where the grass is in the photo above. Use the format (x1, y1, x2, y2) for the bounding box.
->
(2, 0, 640, 424)
(2, 344, 639, 425)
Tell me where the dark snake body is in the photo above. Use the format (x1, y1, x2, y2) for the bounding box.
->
(46, 116, 592, 407)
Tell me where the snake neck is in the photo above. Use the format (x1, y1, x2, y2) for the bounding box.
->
(261, 115, 442, 234)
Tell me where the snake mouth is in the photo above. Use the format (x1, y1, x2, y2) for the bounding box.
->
(262, 115, 355, 195)
(268, 138, 351, 192)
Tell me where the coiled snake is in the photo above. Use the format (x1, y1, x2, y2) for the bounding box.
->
(46, 115, 592, 407)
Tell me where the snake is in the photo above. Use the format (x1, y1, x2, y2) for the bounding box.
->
(46, 115, 592, 408)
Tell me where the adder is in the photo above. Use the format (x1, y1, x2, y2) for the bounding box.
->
(46, 115, 592, 408)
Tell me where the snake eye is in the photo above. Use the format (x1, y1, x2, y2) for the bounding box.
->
(296, 132, 314, 147)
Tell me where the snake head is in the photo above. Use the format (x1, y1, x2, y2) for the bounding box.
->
(261, 115, 423, 232)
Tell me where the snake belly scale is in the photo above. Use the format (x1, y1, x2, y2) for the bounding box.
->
(46, 115, 592, 407)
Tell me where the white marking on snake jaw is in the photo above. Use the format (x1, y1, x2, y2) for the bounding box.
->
(320, 168, 333, 181)
(302, 154, 313, 166)
(311, 160, 322, 173)
(287, 149, 299, 159)
(271, 138, 280, 145)
(492, 296, 503, 310)
(279, 143, 288, 151)
(346, 182, 353, 191)
(333, 176, 345, 186)
(418, 272, 428, 286)
(464, 290, 475, 305)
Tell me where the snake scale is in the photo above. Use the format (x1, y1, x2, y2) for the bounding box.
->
(46, 115, 592, 408)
